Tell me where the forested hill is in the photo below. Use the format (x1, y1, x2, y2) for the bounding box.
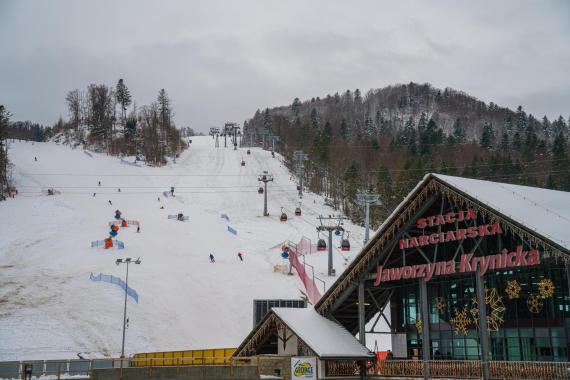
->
(244, 82, 570, 226)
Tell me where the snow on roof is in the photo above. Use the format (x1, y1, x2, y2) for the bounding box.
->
(272, 308, 373, 358)
(434, 174, 570, 251)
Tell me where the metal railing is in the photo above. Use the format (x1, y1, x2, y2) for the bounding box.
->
(0, 356, 259, 379)
(323, 359, 570, 379)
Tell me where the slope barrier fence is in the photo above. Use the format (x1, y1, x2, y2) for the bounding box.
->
(287, 243, 323, 304)
(90, 273, 139, 303)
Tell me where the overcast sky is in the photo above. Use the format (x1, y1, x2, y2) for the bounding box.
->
(0, 0, 568, 132)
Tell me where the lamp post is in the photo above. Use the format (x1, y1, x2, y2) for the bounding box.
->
(115, 257, 141, 358)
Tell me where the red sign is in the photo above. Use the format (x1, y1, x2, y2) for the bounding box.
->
(373, 245, 540, 285)
(399, 208, 503, 251)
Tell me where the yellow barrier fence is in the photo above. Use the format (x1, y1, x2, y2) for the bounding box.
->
(133, 348, 236, 367)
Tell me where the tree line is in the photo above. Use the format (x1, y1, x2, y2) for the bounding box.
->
(245, 82, 569, 227)
(0, 105, 12, 200)
(62, 79, 185, 165)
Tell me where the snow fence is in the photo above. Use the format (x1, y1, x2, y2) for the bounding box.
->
(90, 272, 139, 303)
(90, 239, 125, 249)
(288, 246, 322, 304)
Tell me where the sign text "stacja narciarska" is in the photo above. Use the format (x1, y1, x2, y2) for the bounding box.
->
(399, 208, 503, 251)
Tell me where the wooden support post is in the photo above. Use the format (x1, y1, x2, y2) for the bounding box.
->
(358, 281, 366, 345)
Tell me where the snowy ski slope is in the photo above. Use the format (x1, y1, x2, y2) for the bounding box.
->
(0, 136, 374, 360)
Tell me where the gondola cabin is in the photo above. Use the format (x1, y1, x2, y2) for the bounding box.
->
(280, 212, 288, 222)
(246, 149, 251, 155)
(258, 187, 264, 194)
(241, 160, 246, 166)
(317, 239, 327, 251)
(341, 239, 351, 251)
(295, 207, 302, 216)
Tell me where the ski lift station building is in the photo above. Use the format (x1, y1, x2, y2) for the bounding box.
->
(233, 173, 570, 380)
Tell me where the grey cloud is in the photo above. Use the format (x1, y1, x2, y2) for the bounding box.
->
(0, 0, 568, 132)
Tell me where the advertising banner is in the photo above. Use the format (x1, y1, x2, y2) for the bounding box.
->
(291, 357, 317, 380)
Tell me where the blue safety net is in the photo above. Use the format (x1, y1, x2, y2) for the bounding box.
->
(90, 272, 139, 303)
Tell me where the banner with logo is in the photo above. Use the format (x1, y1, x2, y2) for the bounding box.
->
(291, 357, 317, 380)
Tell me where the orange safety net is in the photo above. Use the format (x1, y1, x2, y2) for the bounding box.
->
(376, 351, 387, 361)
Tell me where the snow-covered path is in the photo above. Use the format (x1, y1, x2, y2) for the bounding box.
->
(0, 137, 369, 360)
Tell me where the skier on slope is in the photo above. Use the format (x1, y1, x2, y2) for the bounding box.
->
(209, 253, 215, 263)
(237, 252, 244, 261)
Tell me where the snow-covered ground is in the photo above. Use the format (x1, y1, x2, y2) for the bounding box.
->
(0, 137, 389, 361)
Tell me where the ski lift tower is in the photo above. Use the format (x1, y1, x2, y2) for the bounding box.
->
(209, 127, 220, 148)
(317, 215, 347, 276)
(293, 151, 309, 198)
(225, 122, 240, 150)
(356, 191, 381, 244)
(269, 135, 280, 154)
(257, 171, 274, 216)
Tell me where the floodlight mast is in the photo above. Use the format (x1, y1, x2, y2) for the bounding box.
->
(115, 257, 141, 358)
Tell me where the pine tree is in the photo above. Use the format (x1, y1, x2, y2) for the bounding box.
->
(452, 118, 465, 143)
(115, 79, 132, 128)
(340, 118, 349, 141)
(354, 89, 362, 103)
(343, 160, 361, 201)
(515, 106, 527, 134)
(364, 113, 374, 136)
(291, 98, 301, 117)
(316, 122, 333, 162)
(263, 108, 272, 132)
(157, 88, 172, 159)
(504, 114, 513, 133)
(499, 128, 510, 153)
(310, 108, 319, 129)
(375, 110, 382, 131)
(480, 121, 494, 149)
(522, 122, 538, 160)
(551, 131, 569, 190)
(375, 165, 393, 214)
(512, 131, 522, 151)
(542, 116, 551, 139)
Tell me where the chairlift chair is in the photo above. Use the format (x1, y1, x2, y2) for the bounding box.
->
(280, 207, 288, 222)
(340, 231, 351, 251)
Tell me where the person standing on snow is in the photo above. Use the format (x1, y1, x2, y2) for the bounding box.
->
(170, 186, 175, 197)
(209, 253, 215, 263)
(237, 252, 243, 261)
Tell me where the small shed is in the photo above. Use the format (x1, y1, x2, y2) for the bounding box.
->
(234, 307, 373, 379)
